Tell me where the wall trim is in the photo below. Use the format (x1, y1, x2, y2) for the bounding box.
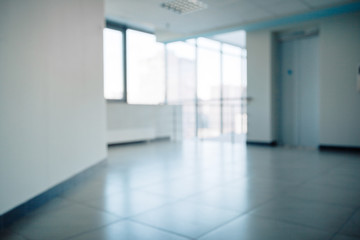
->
(108, 140, 148, 147)
(108, 136, 171, 147)
(319, 145, 360, 152)
(246, 140, 277, 146)
(0, 159, 106, 230)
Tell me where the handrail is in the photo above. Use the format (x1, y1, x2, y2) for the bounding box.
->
(167, 97, 251, 105)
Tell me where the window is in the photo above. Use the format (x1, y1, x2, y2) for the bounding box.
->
(197, 39, 222, 138)
(197, 44, 221, 101)
(126, 29, 165, 105)
(222, 45, 242, 99)
(103, 21, 247, 140)
(166, 41, 197, 138)
(103, 28, 124, 100)
(197, 37, 221, 51)
(164, 36, 247, 140)
(166, 41, 196, 103)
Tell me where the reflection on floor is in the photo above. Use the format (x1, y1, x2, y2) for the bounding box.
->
(1, 141, 360, 240)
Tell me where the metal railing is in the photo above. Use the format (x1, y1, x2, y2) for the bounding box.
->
(171, 98, 248, 143)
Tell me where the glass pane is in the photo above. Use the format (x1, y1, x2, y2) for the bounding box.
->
(182, 103, 196, 139)
(166, 41, 196, 104)
(242, 50, 247, 88)
(197, 47, 221, 100)
(222, 101, 246, 142)
(222, 100, 240, 133)
(222, 44, 242, 56)
(186, 39, 196, 45)
(222, 54, 242, 99)
(126, 29, 165, 104)
(103, 28, 124, 99)
(197, 37, 221, 50)
(198, 101, 221, 138)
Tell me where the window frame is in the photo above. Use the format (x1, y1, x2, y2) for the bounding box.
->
(125, 28, 166, 105)
(104, 21, 126, 102)
(105, 20, 165, 105)
(104, 20, 246, 108)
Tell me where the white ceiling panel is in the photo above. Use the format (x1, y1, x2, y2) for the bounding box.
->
(265, 0, 309, 16)
(105, 0, 359, 41)
(251, 0, 291, 7)
(302, 0, 353, 8)
(212, 30, 246, 47)
(239, 7, 274, 22)
(200, 0, 240, 8)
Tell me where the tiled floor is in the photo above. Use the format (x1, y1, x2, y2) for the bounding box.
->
(1, 141, 360, 240)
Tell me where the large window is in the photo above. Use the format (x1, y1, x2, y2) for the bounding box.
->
(197, 38, 222, 138)
(166, 41, 196, 103)
(166, 41, 197, 138)
(126, 29, 165, 105)
(222, 44, 242, 99)
(103, 28, 124, 100)
(165, 37, 247, 141)
(197, 38, 221, 101)
(103, 22, 247, 140)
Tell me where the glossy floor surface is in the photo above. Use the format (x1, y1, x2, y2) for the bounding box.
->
(1, 141, 360, 240)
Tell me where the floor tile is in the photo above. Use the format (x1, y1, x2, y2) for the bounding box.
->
(286, 184, 360, 208)
(199, 215, 331, 240)
(2, 141, 360, 240)
(248, 167, 320, 183)
(185, 167, 246, 185)
(250, 196, 354, 233)
(0, 230, 27, 240)
(308, 172, 360, 192)
(328, 165, 360, 178)
(139, 175, 221, 199)
(340, 209, 360, 238)
(9, 202, 120, 240)
(131, 200, 239, 238)
(68, 220, 189, 240)
(58, 178, 127, 203)
(333, 235, 360, 240)
(87, 169, 160, 190)
(185, 184, 273, 213)
(226, 177, 297, 195)
(83, 190, 175, 217)
(96, 165, 194, 190)
(30, 197, 73, 215)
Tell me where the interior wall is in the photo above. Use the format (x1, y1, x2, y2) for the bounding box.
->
(318, 12, 360, 147)
(246, 30, 276, 143)
(0, 0, 106, 215)
(107, 103, 178, 144)
(246, 11, 360, 147)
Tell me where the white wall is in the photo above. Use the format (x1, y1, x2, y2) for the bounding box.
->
(107, 103, 178, 144)
(0, 0, 107, 214)
(318, 12, 360, 147)
(246, 12, 360, 147)
(246, 30, 276, 143)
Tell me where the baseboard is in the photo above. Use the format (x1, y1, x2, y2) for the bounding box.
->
(107, 128, 156, 145)
(108, 140, 148, 147)
(319, 145, 360, 152)
(108, 137, 171, 147)
(150, 136, 171, 142)
(246, 140, 278, 146)
(0, 159, 106, 230)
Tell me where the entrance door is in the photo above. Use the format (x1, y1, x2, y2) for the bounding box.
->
(278, 35, 319, 148)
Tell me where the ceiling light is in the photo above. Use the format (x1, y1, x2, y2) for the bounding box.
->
(161, 0, 208, 15)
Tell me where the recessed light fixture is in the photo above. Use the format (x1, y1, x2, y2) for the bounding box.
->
(161, 0, 208, 15)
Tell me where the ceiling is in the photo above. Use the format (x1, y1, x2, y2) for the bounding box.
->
(105, 0, 358, 43)
(211, 30, 246, 48)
